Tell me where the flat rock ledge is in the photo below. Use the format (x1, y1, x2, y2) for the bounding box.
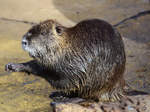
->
(51, 95, 150, 112)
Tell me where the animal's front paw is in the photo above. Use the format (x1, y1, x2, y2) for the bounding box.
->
(5, 63, 24, 72)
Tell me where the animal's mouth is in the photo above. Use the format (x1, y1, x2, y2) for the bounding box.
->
(22, 39, 36, 58)
(22, 45, 36, 58)
(29, 52, 35, 58)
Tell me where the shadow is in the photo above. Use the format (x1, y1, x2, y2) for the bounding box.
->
(125, 90, 149, 96)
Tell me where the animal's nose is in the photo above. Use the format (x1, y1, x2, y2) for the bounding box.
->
(22, 38, 28, 50)
(22, 39, 28, 46)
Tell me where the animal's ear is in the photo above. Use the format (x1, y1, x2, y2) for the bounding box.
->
(55, 25, 64, 36)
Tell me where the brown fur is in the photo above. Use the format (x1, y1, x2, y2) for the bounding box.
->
(6, 19, 126, 102)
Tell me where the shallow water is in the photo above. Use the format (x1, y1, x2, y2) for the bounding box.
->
(0, 21, 53, 112)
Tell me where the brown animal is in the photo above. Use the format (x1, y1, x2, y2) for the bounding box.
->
(5, 19, 126, 102)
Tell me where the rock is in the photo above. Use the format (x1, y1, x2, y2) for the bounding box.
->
(51, 95, 150, 112)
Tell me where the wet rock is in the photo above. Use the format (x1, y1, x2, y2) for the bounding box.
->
(51, 95, 150, 112)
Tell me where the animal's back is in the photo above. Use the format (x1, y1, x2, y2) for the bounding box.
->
(61, 19, 126, 101)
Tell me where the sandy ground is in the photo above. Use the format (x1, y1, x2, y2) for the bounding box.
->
(0, 0, 150, 111)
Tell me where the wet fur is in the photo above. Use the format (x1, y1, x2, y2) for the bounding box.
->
(6, 19, 126, 101)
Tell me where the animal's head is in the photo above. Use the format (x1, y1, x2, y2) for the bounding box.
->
(22, 20, 66, 60)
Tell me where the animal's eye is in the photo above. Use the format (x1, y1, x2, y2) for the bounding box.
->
(27, 33, 32, 36)
(56, 26, 63, 35)
(41, 32, 46, 35)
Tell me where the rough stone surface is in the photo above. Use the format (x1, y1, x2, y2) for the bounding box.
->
(0, 0, 149, 112)
(52, 95, 150, 112)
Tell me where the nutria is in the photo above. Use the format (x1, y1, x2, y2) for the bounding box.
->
(5, 19, 126, 102)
